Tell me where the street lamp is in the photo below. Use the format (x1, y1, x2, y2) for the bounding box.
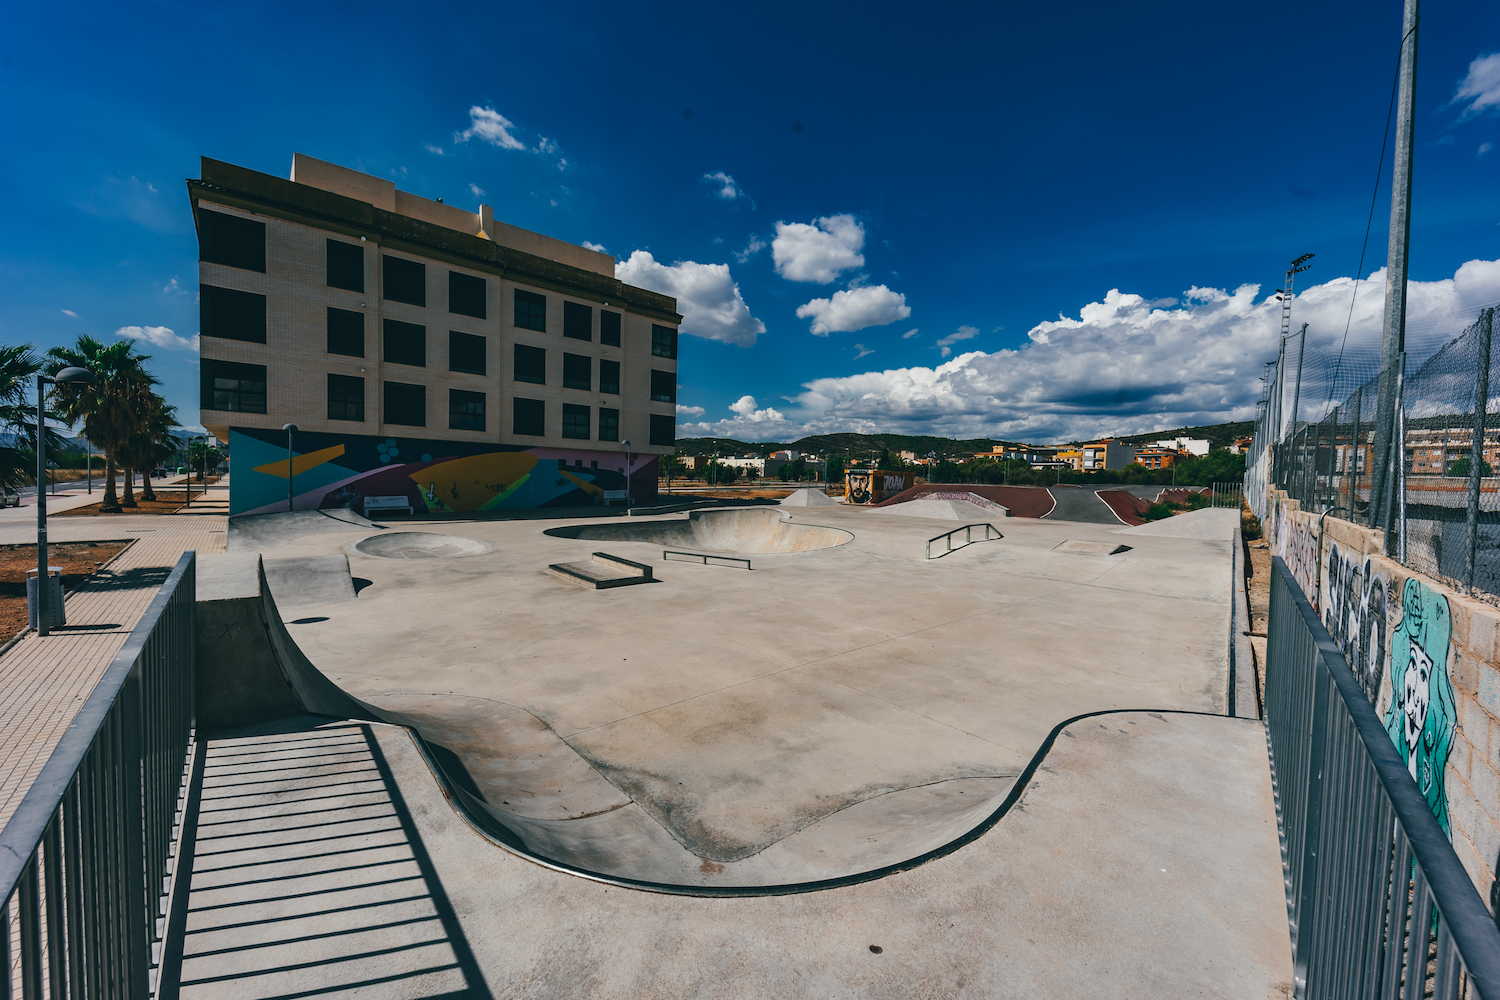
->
(621, 439, 633, 509)
(36, 366, 97, 637)
(283, 424, 298, 512)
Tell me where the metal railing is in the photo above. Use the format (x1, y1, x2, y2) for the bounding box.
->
(663, 550, 752, 570)
(1266, 556, 1500, 998)
(1210, 482, 1244, 508)
(2, 551, 196, 999)
(925, 523, 1003, 560)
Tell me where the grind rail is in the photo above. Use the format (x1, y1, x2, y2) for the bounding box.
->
(1266, 557, 1500, 998)
(2, 551, 196, 999)
(925, 522, 1002, 560)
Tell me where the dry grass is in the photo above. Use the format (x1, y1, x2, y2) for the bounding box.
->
(0, 540, 134, 643)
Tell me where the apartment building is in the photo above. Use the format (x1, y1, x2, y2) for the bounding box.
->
(191, 154, 681, 515)
(1080, 440, 1137, 471)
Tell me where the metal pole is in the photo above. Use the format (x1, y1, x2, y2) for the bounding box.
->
(36, 376, 48, 637)
(1396, 352, 1408, 563)
(86, 435, 91, 493)
(282, 424, 298, 513)
(1465, 307, 1495, 593)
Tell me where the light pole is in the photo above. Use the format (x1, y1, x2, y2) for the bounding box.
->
(283, 424, 298, 512)
(36, 367, 97, 637)
(622, 440, 633, 509)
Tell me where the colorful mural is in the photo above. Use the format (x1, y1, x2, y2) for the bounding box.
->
(228, 427, 658, 516)
(1322, 541, 1390, 705)
(1383, 577, 1458, 835)
(1272, 496, 1319, 598)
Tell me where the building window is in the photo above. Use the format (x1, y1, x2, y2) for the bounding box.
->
(383, 319, 426, 367)
(449, 389, 486, 431)
(563, 301, 592, 341)
(327, 374, 365, 421)
(515, 289, 546, 332)
(383, 256, 426, 307)
(563, 353, 591, 390)
(599, 359, 620, 395)
(200, 285, 267, 343)
(650, 369, 676, 403)
(651, 324, 678, 359)
(600, 310, 621, 347)
(327, 239, 364, 292)
(650, 413, 675, 447)
(513, 397, 545, 436)
(383, 381, 426, 426)
(598, 407, 619, 442)
(562, 403, 590, 440)
(327, 307, 364, 357)
(198, 210, 265, 272)
(449, 271, 486, 319)
(514, 344, 546, 384)
(200, 360, 266, 414)
(449, 331, 486, 375)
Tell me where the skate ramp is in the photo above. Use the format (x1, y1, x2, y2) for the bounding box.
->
(779, 488, 838, 507)
(876, 497, 1005, 521)
(544, 507, 852, 554)
(229, 509, 380, 552)
(262, 553, 357, 607)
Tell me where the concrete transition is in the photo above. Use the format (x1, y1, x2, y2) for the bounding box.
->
(544, 506, 852, 554)
(351, 531, 493, 559)
(875, 497, 1006, 521)
(227, 508, 381, 551)
(549, 552, 656, 589)
(779, 487, 839, 507)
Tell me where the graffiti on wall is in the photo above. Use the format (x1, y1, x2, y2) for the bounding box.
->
(1322, 541, 1390, 705)
(1272, 498, 1319, 599)
(1383, 578, 1458, 835)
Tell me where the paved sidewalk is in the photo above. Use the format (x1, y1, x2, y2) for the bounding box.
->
(0, 509, 227, 829)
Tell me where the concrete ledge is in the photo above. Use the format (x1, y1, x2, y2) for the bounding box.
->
(548, 552, 656, 589)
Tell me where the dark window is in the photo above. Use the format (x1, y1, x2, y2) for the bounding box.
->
(562, 353, 591, 390)
(650, 369, 676, 403)
(651, 324, 678, 359)
(513, 397, 545, 436)
(514, 344, 546, 384)
(449, 271, 486, 319)
(383, 256, 426, 306)
(650, 413, 675, 447)
(200, 360, 266, 414)
(327, 239, 364, 292)
(198, 210, 265, 272)
(449, 331, 486, 375)
(562, 404, 590, 440)
(327, 374, 365, 421)
(598, 407, 619, 442)
(383, 381, 426, 426)
(327, 307, 364, 357)
(599, 359, 620, 395)
(563, 301, 592, 341)
(449, 389, 486, 431)
(514, 289, 546, 331)
(383, 319, 426, 367)
(600, 310, 621, 347)
(200, 285, 267, 343)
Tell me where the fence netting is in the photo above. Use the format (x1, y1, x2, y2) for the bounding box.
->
(1247, 305, 1500, 597)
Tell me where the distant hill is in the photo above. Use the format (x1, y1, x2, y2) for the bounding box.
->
(1107, 421, 1255, 451)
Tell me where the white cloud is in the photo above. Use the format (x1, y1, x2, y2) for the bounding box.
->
(772, 215, 864, 283)
(468, 183, 485, 198)
(116, 325, 198, 352)
(796, 284, 911, 336)
(425, 143, 444, 155)
(734, 235, 767, 263)
(615, 251, 766, 347)
(677, 258, 1500, 444)
(1454, 52, 1500, 117)
(854, 343, 875, 359)
(676, 404, 706, 417)
(1480, 142, 1494, 158)
(456, 107, 526, 150)
(901, 327, 920, 339)
(702, 172, 749, 202)
(61, 309, 77, 318)
(537, 137, 558, 155)
(582, 241, 608, 254)
(935, 324, 981, 357)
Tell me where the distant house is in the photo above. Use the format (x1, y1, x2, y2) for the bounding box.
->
(1134, 446, 1181, 470)
(1152, 437, 1211, 457)
(1081, 440, 1137, 470)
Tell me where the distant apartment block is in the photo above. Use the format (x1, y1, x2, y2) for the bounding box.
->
(1080, 440, 1137, 471)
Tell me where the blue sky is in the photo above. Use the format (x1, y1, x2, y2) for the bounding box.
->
(3, 1, 1499, 443)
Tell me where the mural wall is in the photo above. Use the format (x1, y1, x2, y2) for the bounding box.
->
(1323, 541, 1390, 705)
(228, 427, 659, 516)
(1383, 578, 1458, 836)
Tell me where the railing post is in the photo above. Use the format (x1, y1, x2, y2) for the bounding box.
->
(1465, 307, 1494, 593)
(1291, 647, 1330, 996)
(119, 668, 150, 998)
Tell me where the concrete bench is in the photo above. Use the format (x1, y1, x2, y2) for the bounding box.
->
(363, 495, 413, 516)
(603, 490, 629, 506)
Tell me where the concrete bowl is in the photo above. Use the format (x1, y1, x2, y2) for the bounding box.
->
(544, 507, 853, 554)
(351, 532, 493, 559)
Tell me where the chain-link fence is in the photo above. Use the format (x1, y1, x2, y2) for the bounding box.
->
(1247, 306, 1499, 596)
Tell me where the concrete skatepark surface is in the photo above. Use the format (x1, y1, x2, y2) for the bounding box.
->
(543, 506, 853, 555)
(223, 504, 1241, 890)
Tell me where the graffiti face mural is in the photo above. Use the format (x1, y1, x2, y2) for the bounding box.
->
(1322, 542, 1389, 705)
(1382, 577, 1457, 835)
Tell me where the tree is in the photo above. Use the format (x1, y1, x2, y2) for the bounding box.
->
(189, 440, 221, 483)
(46, 336, 158, 513)
(825, 457, 844, 484)
(1446, 457, 1493, 478)
(0, 344, 68, 490)
(117, 393, 178, 502)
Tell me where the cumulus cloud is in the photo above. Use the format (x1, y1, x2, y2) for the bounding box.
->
(772, 215, 864, 283)
(468, 183, 485, 198)
(116, 325, 198, 351)
(1454, 52, 1500, 118)
(676, 404, 705, 417)
(853, 343, 875, 359)
(796, 284, 911, 336)
(615, 251, 765, 347)
(456, 107, 525, 150)
(703, 172, 748, 201)
(61, 309, 77, 318)
(582, 241, 608, 254)
(677, 258, 1500, 443)
(935, 325, 981, 357)
(901, 327, 920, 339)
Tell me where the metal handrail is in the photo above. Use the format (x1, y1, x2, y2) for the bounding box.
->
(925, 522, 1002, 559)
(2, 551, 197, 999)
(663, 550, 752, 570)
(1266, 556, 1500, 998)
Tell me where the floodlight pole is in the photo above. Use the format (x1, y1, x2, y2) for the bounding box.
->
(283, 424, 298, 512)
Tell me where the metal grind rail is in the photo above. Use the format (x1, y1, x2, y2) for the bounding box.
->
(663, 550, 752, 570)
(2, 551, 196, 999)
(1265, 557, 1500, 999)
(925, 523, 1002, 560)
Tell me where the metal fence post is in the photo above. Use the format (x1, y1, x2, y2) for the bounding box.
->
(1466, 307, 1494, 593)
(1396, 353, 1407, 563)
(1350, 387, 1363, 523)
(1292, 658, 1330, 996)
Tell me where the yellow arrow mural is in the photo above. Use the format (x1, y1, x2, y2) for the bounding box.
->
(253, 443, 346, 479)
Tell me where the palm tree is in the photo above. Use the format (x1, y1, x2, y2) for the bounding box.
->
(117, 393, 178, 503)
(0, 344, 68, 490)
(46, 336, 158, 513)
